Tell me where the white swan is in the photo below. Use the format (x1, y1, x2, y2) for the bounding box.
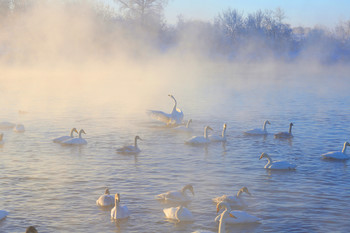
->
(53, 128, 78, 143)
(274, 123, 293, 139)
(212, 187, 251, 208)
(163, 205, 194, 222)
(111, 193, 130, 220)
(173, 119, 193, 132)
(244, 120, 270, 135)
(61, 129, 87, 145)
(0, 122, 15, 129)
(156, 184, 194, 203)
(96, 188, 115, 207)
(209, 124, 227, 142)
(13, 124, 25, 132)
(259, 152, 296, 170)
(148, 94, 184, 125)
(321, 142, 350, 160)
(185, 126, 213, 145)
(0, 210, 9, 220)
(116, 136, 142, 154)
(215, 202, 260, 224)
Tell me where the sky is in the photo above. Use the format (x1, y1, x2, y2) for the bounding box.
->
(164, 0, 350, 28)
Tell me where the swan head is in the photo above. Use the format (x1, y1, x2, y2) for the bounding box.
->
(241, 187, 251, 196)
(344, 142, 350, 146)
(168, 94, 176, 101)
(105, 188, 110, 195)
(259, 152, 268, 160)
(72, 128, 78, 133)
(266, 120, 271, 125)
(79, 129, 86, 134)
(26, 226, 38, 233)
(182, 184, 194, 196)
(290, 122, 294, 127)
(115, 193, 120, 203)
(135, 135, 142, 141)
(205, 126, 213, 131)
(216, 202, 231, 213)
(223, 123, 227, 129)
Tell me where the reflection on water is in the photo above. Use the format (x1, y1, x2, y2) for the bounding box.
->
(1, 84, 350, 233)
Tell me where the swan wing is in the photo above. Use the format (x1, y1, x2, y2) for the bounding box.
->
(163, 207, 178, 219)
(321, 151, 349, 160)
(215, 210, 260, 224)
(244, 128, 265, 135)
(96, 195, 114, 207)
(53, 135, 71, 143)
(268, 161, 296, 170)
(147, 110, 172, 124)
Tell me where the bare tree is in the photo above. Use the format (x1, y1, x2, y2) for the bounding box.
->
(114, 0, 168, 26)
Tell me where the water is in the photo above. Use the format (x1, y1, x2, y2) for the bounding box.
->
(1, 74, 350, 233)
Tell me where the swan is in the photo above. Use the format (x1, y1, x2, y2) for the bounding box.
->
(185, 126, 213, 145)
(173, 119, 193, 132)
(0, 122, 15, 129)
(53, 128, 78, 143)
(259, 152, 296, 170)
(148, 94, 184, 125)
(61, 129, 87, 145)
(274, 123, 293, 139)
(26, 226, 38, 233)
(212, 187, 251, 208)
(163, 205, 194, 222)
(116, 136, 142, 154)
(244, 120, 270, 135)
(0, 210, 8, 220)
(156, 184, 194, 203)
(96, 188, 115, 207)
(321, 142, 350, 160)
(111, 193, 130, 220)
(209, 124, 227, 142)
(13, 124, 25, 132)
(215, 202, 260, 224)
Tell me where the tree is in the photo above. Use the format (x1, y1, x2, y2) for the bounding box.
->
(114, 0, 168, 27)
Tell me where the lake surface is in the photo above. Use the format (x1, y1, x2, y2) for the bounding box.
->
(1, 70, 350, 233)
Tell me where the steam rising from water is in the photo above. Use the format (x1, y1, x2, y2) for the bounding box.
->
(1, 2, 349, 118)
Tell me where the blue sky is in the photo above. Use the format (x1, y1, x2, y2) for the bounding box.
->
(163, 0, 350, 28)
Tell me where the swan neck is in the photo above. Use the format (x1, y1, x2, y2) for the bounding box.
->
(134, 137, 138, 148)
(222, 127, 226, 138)
(218, 211, 227, 233)
(263, 121, 267, 131)
(289, 124, 292, 134)
(204, 127, 209, 138)
(236, 190, 242, 197)
(186, 120, 191, 128)
(266, 155, 272, 166)
(342, 143, 348, 153)
(172, 97, 177, 112)
(175, 206, 183, 221)
(70, 129, 74, 137)
(79, 131, 83, 138)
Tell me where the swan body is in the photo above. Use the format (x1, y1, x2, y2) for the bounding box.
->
(111, 193, 130, 220)
(209, 123, 227, 142)
(274, 123, 293, 138)
(0, 122, 15, 129)
(215, 202, 260, 225)
(148, 94, 184, 125)
(96, 188, 114, 207)
(116, 136, 142, 154)
(62, 129, 87, 145)
(244, 120, 270, 135)
(259, 152, 296, 170)
(163, 205, 194, 222)
(321, 142, 350, 160)
(212, 187, 251, 208)
(156, 184, 194, 203)
(14, 124, 25, 132)
(0, 210, 9, 220)
(53, 128, 78, 143)
(185, 126, 213, 145)
(173, 119, 193, 132)
(26, 226, 38, 233)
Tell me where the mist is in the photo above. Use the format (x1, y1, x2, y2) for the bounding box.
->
(1, 1, 349, 119)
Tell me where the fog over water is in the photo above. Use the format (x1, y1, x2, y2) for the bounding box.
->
(1, 1, 350, 233)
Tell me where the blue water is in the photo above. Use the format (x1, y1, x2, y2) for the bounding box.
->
(1, 73, 350, 233)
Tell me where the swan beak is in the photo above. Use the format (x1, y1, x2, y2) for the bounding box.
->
(229, 213, 237, 219)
